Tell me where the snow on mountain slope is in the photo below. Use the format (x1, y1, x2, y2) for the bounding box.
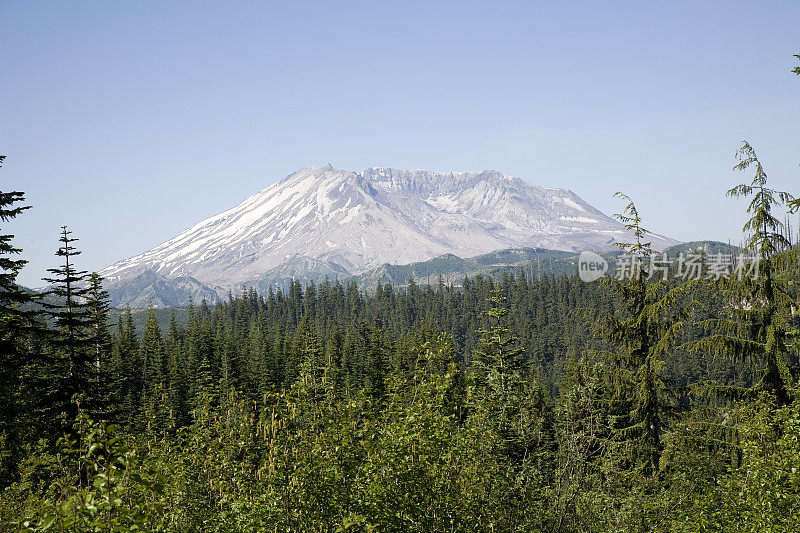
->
(100, 165, 677, 292)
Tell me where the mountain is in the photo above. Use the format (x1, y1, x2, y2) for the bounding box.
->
(351, 241, 739, 292)
(662, 240, 740, 257)
(103, 270, 221, 309)
(101, 165, 679, 306)
(350, 248, 580, 290)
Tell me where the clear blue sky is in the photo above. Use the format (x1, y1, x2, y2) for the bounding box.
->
(2, 1, 799, 287)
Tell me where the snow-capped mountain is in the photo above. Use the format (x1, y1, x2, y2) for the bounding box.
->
(100, 165, 677, 299)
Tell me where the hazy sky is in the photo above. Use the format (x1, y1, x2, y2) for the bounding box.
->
(2, 1, 799, 287)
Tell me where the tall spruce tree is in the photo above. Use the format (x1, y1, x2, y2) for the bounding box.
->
(471, 288, 525, 390)
(0, 157, 42, 485)
(466, 289, 553, 529)
(469, 289, 552, 465)
(85, 272, 112, 416)
(141, 305, 165, 406)
(165, 313, 188, 425)
(187, 300, 216, 408)
(41, 226, 94, 420)
(110, 308, 139, 425)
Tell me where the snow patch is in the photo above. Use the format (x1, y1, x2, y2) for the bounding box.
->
(560, 216, 598, 224)
(560, 197, 586, 212)
(340, 205, 362, 224)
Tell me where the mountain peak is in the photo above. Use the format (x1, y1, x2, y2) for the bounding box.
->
(101, 165, 678, 299)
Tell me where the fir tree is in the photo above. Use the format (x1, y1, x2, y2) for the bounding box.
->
(187, 301, 216, 409)
(85, 272, 112, 415)
(469, 289, 551, 465)
(141, 305, 165, 403)
(246, 315, 273, 398)
(165, 312, 188, 425)
(110, 308, 139, 425)
(0, 161, 42, 485)
(471, 288, 525, 389)
(41, 226, 94, 420)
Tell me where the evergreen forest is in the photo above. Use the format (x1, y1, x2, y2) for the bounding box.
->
(3, 123, 800, 529)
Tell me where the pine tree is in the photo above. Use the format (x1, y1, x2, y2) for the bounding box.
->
(187, 302, 216, 409)
(215, 318, 238, 405)
(247, 315, 273, 398)
(0, 163, 34, 325)
(324, 323, 345, 393)
(141, 305, 165, 403)
(0, 161, 42, 485)
(465, 289, 553, 528)
(471, 289, 525, 390)
(292, 315, 329, 400)
(109, 308, 139, 425)
(469, 289, 551, 464)
(365, 321, 388, 397)
(165, 312, 188, 425)
(85, 272, 112, 416)
(41, 226, 95, 420)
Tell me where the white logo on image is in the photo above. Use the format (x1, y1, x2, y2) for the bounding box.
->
(578, 251, 608, 282)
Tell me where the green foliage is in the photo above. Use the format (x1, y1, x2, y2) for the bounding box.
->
(19, 412, 168, 532)
(672, 394, 800, 531)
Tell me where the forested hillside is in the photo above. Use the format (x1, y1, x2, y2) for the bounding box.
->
(2, 137, 800, 532)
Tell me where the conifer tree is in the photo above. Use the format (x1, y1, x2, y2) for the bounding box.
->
(465, 289, 553, 528)
(271, 322, 287, 390)
(291, 315, 330, 400)
(365, 321, 388, 397)
(246, 315, 273, 398)
(141, 305, 165, 403)
(85, 272, 112, 415)
(41, 226, 95, 420)
(470, 286, 526, 411)
(0, 160, 42, 485)
(469, 289, 552, 465)
(324, 323, 345, 393)
(109, 308, 139, 425)
(0, 161, 34, 324)
(215, 318, 238, 405)
(165, 313, 188, 424)
(595, 193, 684, 476)
(187, 302, 216, 408)
(692, 142, 797, 405)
